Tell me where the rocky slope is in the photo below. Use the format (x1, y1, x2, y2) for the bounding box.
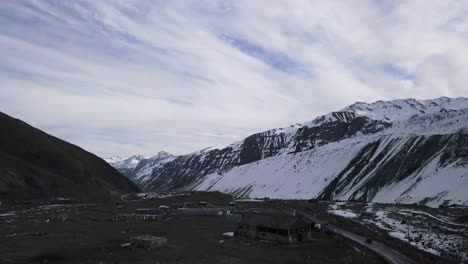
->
(141, 97, 468, 207)
(0, 112, 139, 201)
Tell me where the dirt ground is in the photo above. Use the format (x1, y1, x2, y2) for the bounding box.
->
(0, 193, 386, 264)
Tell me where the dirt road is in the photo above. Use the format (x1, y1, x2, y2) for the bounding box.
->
(299, 211, 416, 264)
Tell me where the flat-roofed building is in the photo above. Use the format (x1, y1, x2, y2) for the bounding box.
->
(235, 212, 314, 243)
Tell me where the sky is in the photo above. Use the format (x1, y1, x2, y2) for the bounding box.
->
(1, 0, 468, 158)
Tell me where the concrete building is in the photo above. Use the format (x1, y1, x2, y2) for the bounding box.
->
(235, 212, 314, 243)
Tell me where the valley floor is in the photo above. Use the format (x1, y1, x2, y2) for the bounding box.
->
(0, 192, 465, 263)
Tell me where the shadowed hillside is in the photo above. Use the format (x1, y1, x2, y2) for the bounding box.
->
(0, 112, 139, 201)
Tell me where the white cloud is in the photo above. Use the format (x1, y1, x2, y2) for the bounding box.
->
(0, 0, 467, 157)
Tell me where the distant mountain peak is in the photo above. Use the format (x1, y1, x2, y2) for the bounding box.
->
(152, 151, 173, 159)
(107, 155, 148, 170)
(103, 156, 124, 163)
(105, 151, 176, 186)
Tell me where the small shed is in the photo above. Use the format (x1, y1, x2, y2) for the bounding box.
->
(235, 212, 313, 243)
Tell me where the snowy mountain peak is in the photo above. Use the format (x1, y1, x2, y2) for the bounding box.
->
(103, 156, 124, 164)
(252, 97, 468, 144)
(107, 155, 148, 170)
(104, 151, 176, 186)
(150, 151, 174, 160)
(341, 97, 468, 122)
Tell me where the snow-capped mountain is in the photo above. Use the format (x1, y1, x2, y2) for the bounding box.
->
(105, 152, 175, 187)
(142, 97, 468, 207)
(107, 155, 148, 170)
(103, 156, 125, 164)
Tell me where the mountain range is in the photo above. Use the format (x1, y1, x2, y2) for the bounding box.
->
(105, 152, 176, 187)
(106, 97, 468, 207)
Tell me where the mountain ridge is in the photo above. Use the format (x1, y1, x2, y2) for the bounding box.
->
(109, 97, 468, 207)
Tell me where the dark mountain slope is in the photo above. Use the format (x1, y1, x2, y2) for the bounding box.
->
(0, 112, 139, 201)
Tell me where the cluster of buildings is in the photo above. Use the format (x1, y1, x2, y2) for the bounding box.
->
(117, 199, 320, 244)
(115, 201, 237, 221)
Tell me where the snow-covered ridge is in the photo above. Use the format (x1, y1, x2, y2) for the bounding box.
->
(228, 97, 468, 151)
(289, 97, 468, 134)
(132, 97, 468, 207)
(341, 96, 468, 122)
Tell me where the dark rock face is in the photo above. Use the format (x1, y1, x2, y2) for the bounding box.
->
(239, 131, 287, 165)
(0, 112, 139, 201)
(438, 133, 468, 167)
(317, 135, 457, 201)
(291, 115, 390, 153)
(143, 111, 391, 192)
(145, 147, 240, 192)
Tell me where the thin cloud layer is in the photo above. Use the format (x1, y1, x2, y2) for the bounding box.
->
(1, 0, 467, 157)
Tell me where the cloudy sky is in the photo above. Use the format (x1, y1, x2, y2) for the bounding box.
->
(1, 1, 468, 158)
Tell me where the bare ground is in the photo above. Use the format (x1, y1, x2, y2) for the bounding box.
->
(0, 193, 384, 264)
